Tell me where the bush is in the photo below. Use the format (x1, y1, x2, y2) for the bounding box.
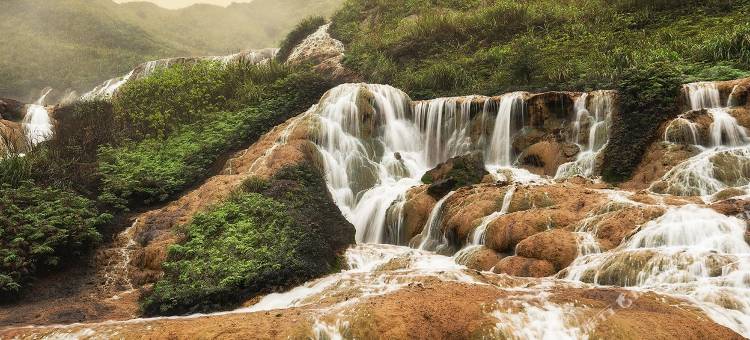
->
(113, 62, 231, 138)
(141, 165, 355, 315)
(98, 69, 334, 208)
(0, 181, 111, 298)
(601, 63, 684, 182)
(276, 16, 327, 62)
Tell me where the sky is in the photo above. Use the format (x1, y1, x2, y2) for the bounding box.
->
(114, 0, 254, 9)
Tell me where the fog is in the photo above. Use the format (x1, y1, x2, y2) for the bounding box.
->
(114, 0, 254, 9)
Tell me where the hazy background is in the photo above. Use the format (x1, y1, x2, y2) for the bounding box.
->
(0, 0, 342, 101)
(114, 0, 253, 9)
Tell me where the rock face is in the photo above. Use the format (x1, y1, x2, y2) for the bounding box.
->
(287, 24, 358, 82)
(0, 97, 25, 121)
(422, 152, 489, 198)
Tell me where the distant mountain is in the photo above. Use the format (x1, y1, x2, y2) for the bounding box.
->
(0, 0, 342, 101)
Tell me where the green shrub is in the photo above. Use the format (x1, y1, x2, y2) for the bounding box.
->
(141, 165, 355, 315)
(113, 62, 231, 138)
(276, 16, 327, 62)
(98, 69, 333, 208)
(601, 63, 684, 182)
(0, 181, 111, 298)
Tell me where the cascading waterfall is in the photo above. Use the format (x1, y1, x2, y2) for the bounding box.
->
(314, 84, 521, 244)
(654, 81, 750, 197)
(562, 205, 750, 336)
(556, 91, 615, 179)
(22, 88, 53, 145)
(486, 92, 526, 169)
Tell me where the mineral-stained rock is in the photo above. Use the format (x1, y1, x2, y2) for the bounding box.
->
(492, 256, 557, 277)
(422, 152, 489, 199)
(515, 229, 578, 270)
(454, 246, 504, 271)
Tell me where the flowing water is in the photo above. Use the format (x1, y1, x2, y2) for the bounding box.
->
(22, 88, 53, 145)
(654, 82, 750, 197)
(11, 81, 750, 338)
(555, 91, 616, 179)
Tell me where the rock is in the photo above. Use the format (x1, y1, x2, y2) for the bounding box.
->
(515, 229, 578, 270)
(0, 97, 25, 121)
(454, 246, 504, 271)
(517, 140, 577, 176)
(588, 205, 665, 250)
(393, 185, 437, 244)
(710, 198, 750, 217)
(441, 185, 513, 243)
(422, 152, 489, 199)
(492, 256, 557, 277)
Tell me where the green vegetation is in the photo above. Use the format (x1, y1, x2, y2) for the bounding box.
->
(0, 0, 343, 100)
(602, 63, 684, 182)
(276, 16, 327, 62)
(330, 0, 749, 99)
(142, 165, 355, 315)
(99, 62, 333, 207)
(0, 181, 111, 298)
(330, 0, 750, 179)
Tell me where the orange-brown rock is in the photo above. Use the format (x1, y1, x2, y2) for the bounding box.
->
(441, 184, 513, 242)
(586, 205, 666, 250)
(455, 246, 504, 271)
(623, 142, 700, 191)
(395, 185, 437, 243)
(711, 198, 750, 216)
(492, 256, 557, 277)
(517, 140, 578, 176)
(515, 229, 578, 270)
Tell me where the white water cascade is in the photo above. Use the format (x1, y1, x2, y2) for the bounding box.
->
(563, 205, 750, 336)
(22, 88, 54, 145)
(555, 91, 616, 179)
(655, 82, 750, 197)
(313, 84, 534, 245)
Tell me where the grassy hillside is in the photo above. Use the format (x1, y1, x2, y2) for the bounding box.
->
(330, 0, 750, 99)
(0, 0, 342, 101)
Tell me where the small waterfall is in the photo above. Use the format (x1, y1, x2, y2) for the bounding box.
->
(656, 82, 750, 196)
(555, 91, 615, 179)
(466, 185, 516, 246)
(415, 192, 456, 254)
(22, 89, 53, 145)
(414, 97, 478, 167)
(684, 82, 722, 110)
(486, 92, 526, 167)
(81, 71, 134, 101)
(563, 205, 750, 337)
(728, 85, 743, 107)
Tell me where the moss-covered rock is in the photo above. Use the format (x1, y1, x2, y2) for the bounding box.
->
(422, 152, 489, 198)
(140, 164, 355, 316)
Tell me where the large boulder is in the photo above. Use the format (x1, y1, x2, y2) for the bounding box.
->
(422, 152, 489, 199)
(515, 229, 578, 270)
(0, 97, 25, 121)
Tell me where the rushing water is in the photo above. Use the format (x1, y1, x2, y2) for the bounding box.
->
(555, 91, 616, 179)
(655, 82, 750, 197)
(22, 88, 53, 145)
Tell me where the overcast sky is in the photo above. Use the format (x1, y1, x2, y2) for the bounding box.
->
(114, 0, 254, 9)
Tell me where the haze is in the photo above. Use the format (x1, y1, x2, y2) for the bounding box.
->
(114, 0, 254, 9)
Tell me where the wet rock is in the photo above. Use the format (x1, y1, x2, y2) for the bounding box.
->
(710, 198, 750, 217)
(515, 229, 578, 270)
(398, 185, 437, 243)
(492, 256, 556, 277)
(0, 97, 25, 121)
(517, 141, 577, 176)
(441, 185, 513, 243)
(454, 246, 504, 271)
(422, 152, 489, 199)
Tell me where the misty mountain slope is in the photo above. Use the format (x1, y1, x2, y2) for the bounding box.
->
(0, 0, 343, 101)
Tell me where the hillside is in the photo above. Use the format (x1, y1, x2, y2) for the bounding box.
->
(0, 0, 342, 101)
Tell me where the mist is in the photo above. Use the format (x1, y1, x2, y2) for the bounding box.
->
(113, 0, 254, 9)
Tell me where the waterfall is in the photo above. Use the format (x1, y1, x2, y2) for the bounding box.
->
(563, 205, 750, 337)
(22, 89, 53, 145)
(655, 82, 750, 196)
(486, 92, 526, 168)
(555, 91, 615, 179)
(415, 192, 456, 254)
(413, 97, 478, 167)
(684, 82, 722, 110)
